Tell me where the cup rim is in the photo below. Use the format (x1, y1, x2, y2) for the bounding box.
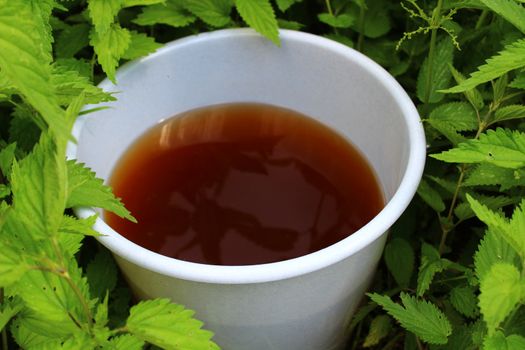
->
(69, 28, 426, 284)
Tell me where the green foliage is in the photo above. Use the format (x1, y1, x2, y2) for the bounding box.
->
(444, 39, 525, 93)
(235, 0, 280, 45)
(126, 299, 219, 349)
(182, 0, 233, 27)
(432, 128, 525, 168)
(384, 238, 414, 287)
(1, 0, 525, 349)
(368, 292, 452, 344)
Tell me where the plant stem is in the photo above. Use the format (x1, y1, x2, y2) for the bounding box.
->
(357, 5, 366, 52)
(475, 10, 488, 30)
(325, 0, 339, 35)
(416, 336, 425, 350)
(325, 0, 334, 17)
(438, 117, 488, 255)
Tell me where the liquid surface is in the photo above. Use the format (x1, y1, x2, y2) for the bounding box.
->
(105, 103, 384, 265)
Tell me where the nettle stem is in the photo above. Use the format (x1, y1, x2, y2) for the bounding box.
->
(357, 5, 366, 52)
(438, 114, 489, 255)
(325, 0, 340, 35)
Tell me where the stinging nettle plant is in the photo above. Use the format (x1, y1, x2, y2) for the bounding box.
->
(1, 0, 525, 349)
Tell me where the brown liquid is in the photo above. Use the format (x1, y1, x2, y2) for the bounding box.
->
(105, 103, 384, 265)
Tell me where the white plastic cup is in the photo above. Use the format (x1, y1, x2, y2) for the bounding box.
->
(67, 29, 425, 350)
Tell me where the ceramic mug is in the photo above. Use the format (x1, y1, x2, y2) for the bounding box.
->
(67, 29, 426, 350)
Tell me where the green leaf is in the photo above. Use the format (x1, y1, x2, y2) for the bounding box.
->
(417, 243, 451, 296)
(479, 0, 525, 34)
(363, 315, 392, 347)
(182, 0, 233, 27)
(108, 334, 145, 350)
(479, 263, 521, 335)
(55, 23, 91, 58)
(121, 31, 163, 60)
(59, 215, 99, 237)
(122, 0, 166, 6)
(449, 286, 478, 318)
(484, 331, 525, 350)
(350, 0, 391, 38)
(51, 65, 115, 106)
(0, 143, 16, 177)
(126, 298, 219, 350)
(86, 249, 118, 301)
(417, 179, 446, 212)
(449, 64, 485, 110)
(468, 195, 525, 258)
(9, 103, 43, 153)
(0, 1, 69, 142)
(275, 0, 301, 12)
(384, 238, 414, 287)
(432, 128, 525, 168)
(277, 19, 304, 30)
(464, 163, 525, 190)
(417, 38, 454, 103)
(133, 1, 196, 27)
(90, 24, 131, 83)
(0, 184, 10, 199)
(0, 240, 30, 287)
(88, 0, 123, 35)
(11, 265, 89, 338)
(66, 160, 134, 221)
(10, 134, 66, 240)
(95, 293, 109, 326)
(10, 317, 59, 349)
(368, 292, 452, 344)
(0, 298, 22, 331)
(428, 102, 478, 132)
(492, 105, 525, 125)
(475, 228, 518, 282)
(55, 58, 92, 80)
(444, 39, 525, 93)
(58, 216, 88, 255)
(235, 0, 280, 45)
(454, 194, 516, 221)
(318, 13, 355, 28)
(510, 72, 525, 89)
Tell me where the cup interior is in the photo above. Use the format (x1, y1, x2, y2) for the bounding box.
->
(68, 29, 425, 283)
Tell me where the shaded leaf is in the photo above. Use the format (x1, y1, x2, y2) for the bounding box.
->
(417, 179, 446, 212)
(182, 0, 233, 27)
(449, 286, 478, 318)
(318, 13, 354, 28)
(363, 315, 392, 347)
(384, 238, 414, 287)
(417, 38, 454, 103)
(133, 1, 196, 27)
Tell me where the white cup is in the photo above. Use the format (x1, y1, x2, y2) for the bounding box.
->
(67, 29, 425, 350)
